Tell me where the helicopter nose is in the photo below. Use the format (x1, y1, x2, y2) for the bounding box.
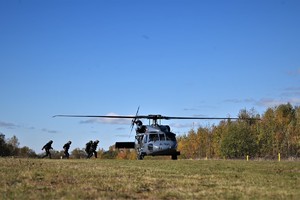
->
(169, 142, 176, 149)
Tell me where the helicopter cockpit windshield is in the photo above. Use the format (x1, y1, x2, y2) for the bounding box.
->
(147, 132, 175, 143)
(165, 132, 176, 141)
(149, 133, 159, 142)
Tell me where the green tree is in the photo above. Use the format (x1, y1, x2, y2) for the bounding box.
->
(258, 108, 276, 158)
(211, 121, 228, 158)
(274, 103, 295, 157)
(7, 135, 20, 156)
(19, 146, 37, 158)
(221, 121, 258, 158)
(293, 106, 300, 157)
(175, 104, 300, 159)
(0, 133, 11, 156)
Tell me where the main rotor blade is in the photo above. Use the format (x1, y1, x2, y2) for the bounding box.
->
(160, 116, 260, 120)
(53, 115, 140, 118)
(162, 116, 240, 120)
(53, 114, 258, 120)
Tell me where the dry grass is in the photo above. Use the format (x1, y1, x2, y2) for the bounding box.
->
(1, 158, 299, 199)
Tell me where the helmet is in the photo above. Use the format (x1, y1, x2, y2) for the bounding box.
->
(136, 120, 143, 126)
(49, 140, 53, 143)
(95, 140, 99, 143)
(68, 141, 72, 144)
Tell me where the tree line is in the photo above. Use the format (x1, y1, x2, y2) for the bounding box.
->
(0, 134, 37, 158)
(177, 103, 300, 159)
(1, 103, 299, 159)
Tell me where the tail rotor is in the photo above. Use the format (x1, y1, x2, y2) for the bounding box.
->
(130, 106, 140, 135)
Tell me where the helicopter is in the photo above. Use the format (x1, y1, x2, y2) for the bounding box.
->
(53, 108, 249, 160)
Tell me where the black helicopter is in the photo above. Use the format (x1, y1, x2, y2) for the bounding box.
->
(54, 108, 247, 160)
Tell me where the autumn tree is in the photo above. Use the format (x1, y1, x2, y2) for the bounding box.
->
(71, 148, 87, 159)
(177, 129, 199, 159)
(101, 145, 118, 159)
(177, 134, 188, 159)
(116, 149, 137, 160)
(258, 108, 276, 158)
(196, 127, 210, 158)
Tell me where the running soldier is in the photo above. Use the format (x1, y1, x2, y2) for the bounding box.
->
(63, 141, 72, 159)
(89, 140, 99, 158)
(42, 140, 53, 158)
(85, 140, 93, 158)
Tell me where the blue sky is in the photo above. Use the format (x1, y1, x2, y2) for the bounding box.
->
(1, 0, 300, 153)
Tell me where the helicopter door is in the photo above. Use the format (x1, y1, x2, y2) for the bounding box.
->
(143, 134, 148, 144)
(139, 134, 147, 151)
(158, 133, 169, 150)
(148, 133, 159, 152)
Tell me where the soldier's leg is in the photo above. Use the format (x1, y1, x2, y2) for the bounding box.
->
(43, 150, 49, 158)
(45, 150, 51, 159)
(63, 150, 67, 159)
(88, 151, 93, 158)
(85, 150, 90, 158)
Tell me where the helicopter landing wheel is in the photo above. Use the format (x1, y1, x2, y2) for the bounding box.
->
(137, 153, 144, 160)
(171, 154, 177, 160)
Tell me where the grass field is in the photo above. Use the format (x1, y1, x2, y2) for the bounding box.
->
(1, 158, 299, 199)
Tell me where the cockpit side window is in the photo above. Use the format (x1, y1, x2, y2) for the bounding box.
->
(149, 134, 159, 142)
(166, 133, 176, 141)
(143, 135, 148, 143)
(159, 134, 165, 141)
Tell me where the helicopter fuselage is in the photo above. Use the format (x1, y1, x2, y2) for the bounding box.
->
(134, 124, 180, 160)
